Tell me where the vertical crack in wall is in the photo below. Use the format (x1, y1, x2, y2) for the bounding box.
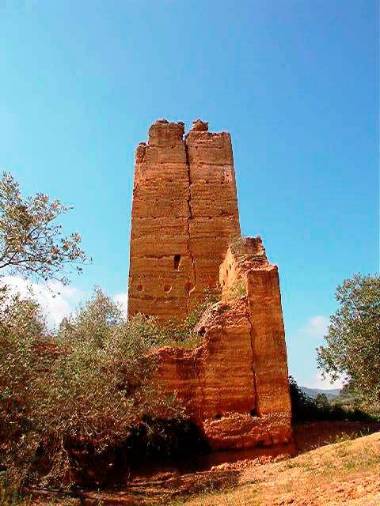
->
(184, 139, 197, 313)
(247, 301, 258, 416)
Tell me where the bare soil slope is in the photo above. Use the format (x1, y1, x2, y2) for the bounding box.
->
(29, 424, 380, 505)
(183, 431, 380, 506)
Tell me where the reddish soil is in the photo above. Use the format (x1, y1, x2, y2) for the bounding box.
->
(29, 421, 380, 505)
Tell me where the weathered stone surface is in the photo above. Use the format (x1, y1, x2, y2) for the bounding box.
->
(151, 237, 292, 450)
(127, 120, 292, 450)
(128, 119, 240, 321)
(153, 300, 255, 422)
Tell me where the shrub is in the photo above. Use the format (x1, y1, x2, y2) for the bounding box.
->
(151, 289, 219, 348)
(288, 376, 375, 423)
(0, 290, 49, 489)
(228, 279, 247, 299)
(126, 417, 210, 465)
(0, 288, 185, 491)
(0, 286, 219, 493)
(317, 274, 380, 403)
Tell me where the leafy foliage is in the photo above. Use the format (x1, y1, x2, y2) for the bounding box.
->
(289, 376, 375, 423)
(317, 274, 380, 403)
(154, 290, 219, 348)
(0, 291, 48, 489)
(0, 289, 184, 490)
(0, 172, 87, 284)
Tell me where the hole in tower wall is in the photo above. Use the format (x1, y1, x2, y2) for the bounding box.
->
(198, 326, 206, 336)
(174, 255, 181, 270)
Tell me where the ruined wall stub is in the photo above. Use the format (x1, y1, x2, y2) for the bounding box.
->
(154, 237, 292, 450)
(128, 119, 240, 321)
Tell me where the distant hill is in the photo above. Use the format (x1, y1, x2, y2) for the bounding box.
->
(301, 387, 341, 400)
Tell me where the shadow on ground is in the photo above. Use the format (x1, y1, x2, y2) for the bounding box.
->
(29, 420, 380, 505)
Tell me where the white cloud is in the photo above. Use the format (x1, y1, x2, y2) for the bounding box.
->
(113, 291, 128, 317)
(306, 372, 345, 391)
(0, 276, 130, 329)
(0, 275, 84, 328)
(299, 315, 329, 339)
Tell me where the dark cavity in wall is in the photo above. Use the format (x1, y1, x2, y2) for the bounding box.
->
(174, 254, 181, 270)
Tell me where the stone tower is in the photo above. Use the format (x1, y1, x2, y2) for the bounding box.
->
(127, 119, 292, 450)
(128, 119, 240, 321)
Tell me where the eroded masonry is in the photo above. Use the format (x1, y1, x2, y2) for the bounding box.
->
(128, 119, 292, 449)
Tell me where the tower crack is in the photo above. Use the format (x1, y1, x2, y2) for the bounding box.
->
(184, 139, 197, 314)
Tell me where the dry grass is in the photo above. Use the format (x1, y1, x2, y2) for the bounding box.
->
(179, 432, 380, 506)
(20, 426, 380, 505)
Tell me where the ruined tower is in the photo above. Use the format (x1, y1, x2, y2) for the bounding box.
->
(128, 119, 240, 321)
(128, 120, 292, 450)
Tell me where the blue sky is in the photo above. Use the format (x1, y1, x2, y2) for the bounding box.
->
(0, 0, 378, 388)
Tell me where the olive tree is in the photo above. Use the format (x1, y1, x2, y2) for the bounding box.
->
(1, 288, 182, 489)
(0, 292, 48, 488)
(318, 274, 380, 403)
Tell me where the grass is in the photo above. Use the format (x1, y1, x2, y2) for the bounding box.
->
(330, 427, 375, 444)
(157, 333, 204, 349)
(227, 280, 246, 300)
(151, 290, 220, 350)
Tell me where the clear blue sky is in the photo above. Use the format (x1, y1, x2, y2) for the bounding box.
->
(1, 0, 378, 387)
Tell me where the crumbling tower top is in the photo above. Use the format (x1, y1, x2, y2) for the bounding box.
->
(191, 119, 208, 131)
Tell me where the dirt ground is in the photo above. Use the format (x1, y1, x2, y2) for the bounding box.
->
(30, 421, 380, 506)
(183, 428, 380, 506)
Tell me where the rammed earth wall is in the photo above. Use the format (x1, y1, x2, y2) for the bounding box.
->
(128, 120, 292, 450)
(128, 119, 240, 321)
